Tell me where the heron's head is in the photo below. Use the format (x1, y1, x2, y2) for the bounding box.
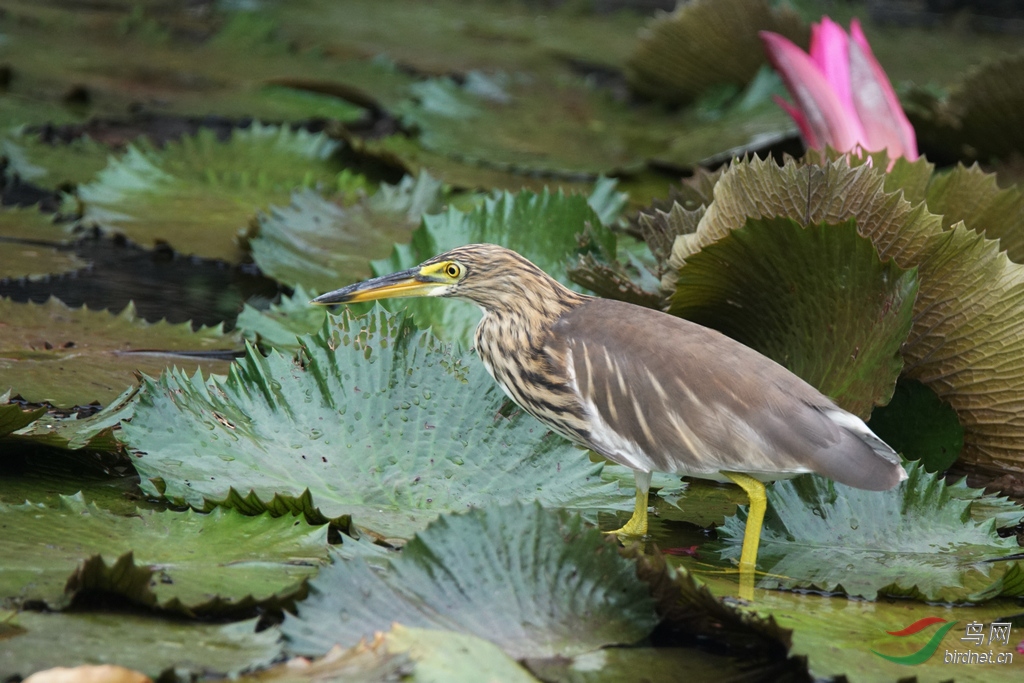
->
(311, 243, 576, 313)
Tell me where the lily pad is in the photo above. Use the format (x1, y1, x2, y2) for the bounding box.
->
(669, 217, 918, 418)
(0, 493, 327, 614)
(236, 284, 331, 353)
(282, 503, 658, 659)
(371, 188, 612, 347)
(395, 74, 678, 176)
(667, 155, 1024, 476)
(74, 124, 350, 263)
(119, 308, 627, 541)
(626, 0, 806, 104)
(0, 612, 280, 681)
(719, 464, 1021, 601)
(4, 385, 136, 453)
(0, 297, 240, 408)
(0, 206, 88, 281)
(0, 392, 46, 438)
(1, 134, 113, 188)
(250, 172, 447, 292)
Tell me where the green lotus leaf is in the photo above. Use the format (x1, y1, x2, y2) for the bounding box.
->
(0, 493, 327, 614)
(867, 379, 964, 472)
(395, 74, 681, 176)
(370, 188, 612, 347)
(669, 217, 918, 418)
(250, 172, 447, 292)
(282, 503, 658, 660)
(75, 124, 351, 263)
(668, 155, 1024, 476)
(0, 297, 239, 408)
(353, 134, 595, 196)
(719, 464, 1021, 601)
(625, 0, 806, 104)
(119, 308, 627, 541)
(5, 385, 137, 452)
(925, 162, 1024, 262)
(0, 612, 280, 681)
(681, 565, 1024, 682)
(1, 134, 113, 188)
(384, 626, 539, 683)
(236, 284, 331, 353)
(0, 206, 88, 280)
(259, 0, 643, 81)
(0, 392, 46, 438)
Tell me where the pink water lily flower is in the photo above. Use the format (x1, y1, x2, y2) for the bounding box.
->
(761, 17, 918, 160)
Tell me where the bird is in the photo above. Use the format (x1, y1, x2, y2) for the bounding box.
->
(311, 243, 907, 577)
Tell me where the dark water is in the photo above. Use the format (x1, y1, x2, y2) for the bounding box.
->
(0, 232, 282, 330)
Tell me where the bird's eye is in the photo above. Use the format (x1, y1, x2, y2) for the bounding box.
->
(445, 263, 461, 278)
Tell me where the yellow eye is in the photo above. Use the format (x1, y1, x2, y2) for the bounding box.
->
(445, 263, 461, 279)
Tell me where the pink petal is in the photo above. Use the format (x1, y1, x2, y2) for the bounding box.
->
(761, 30, 866, 153)
(847, 18, 918, 159)
(773, 95, 820, 149)
(809, 17, 856, 117)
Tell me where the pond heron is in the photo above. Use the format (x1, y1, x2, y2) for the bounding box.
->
(311, 244, 907, 577)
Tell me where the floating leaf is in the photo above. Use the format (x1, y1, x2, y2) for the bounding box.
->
(0, 297, 239, 408)
(868, 379, 964, 472)
(0, 206, 88, 281)
(719, 464, 1021, 601)
(6, 385, 137, 452)
(669, 217, 918, 418)
(236, 284, 330, 353)
(395, 75, 678, 176)
(626, 0, 806, 104)
(668, 156, 1024, 476)
(75, 125, 349, 263)
(371, 188, 612, 347)
(120, 308, 627, 541)
(0, 392, 46, 438)
(282, 503, 658, 659)
(0, 612, 280, 681)
(0, 493, 327, 615)
(250, 172, 447, 292)
(2, 134, 113, 188)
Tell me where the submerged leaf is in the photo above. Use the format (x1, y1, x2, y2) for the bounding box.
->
(75, 124, 349, 263)
(250, 172, 447, 292)
(719, 464, 1021, 601)
(0, 297, 239, 408)
(282, 503, 658, 659)
(0, 206, 88, 281)
(371, 188, 612, 347)
(669, 217, 918, 418)
(0, 494, 327, 614)
(120, 308, 627, 540)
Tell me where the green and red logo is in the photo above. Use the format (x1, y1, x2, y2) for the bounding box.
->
(872, 617, 958, 665)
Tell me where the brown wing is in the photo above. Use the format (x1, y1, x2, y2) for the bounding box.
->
(546, 299, 904, 490)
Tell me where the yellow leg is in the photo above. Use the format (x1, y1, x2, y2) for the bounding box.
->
(723, 471, 767, 572)
(606, 471, 652, 537)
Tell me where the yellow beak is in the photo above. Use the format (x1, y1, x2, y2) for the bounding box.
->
(309, 268, 445, 305)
